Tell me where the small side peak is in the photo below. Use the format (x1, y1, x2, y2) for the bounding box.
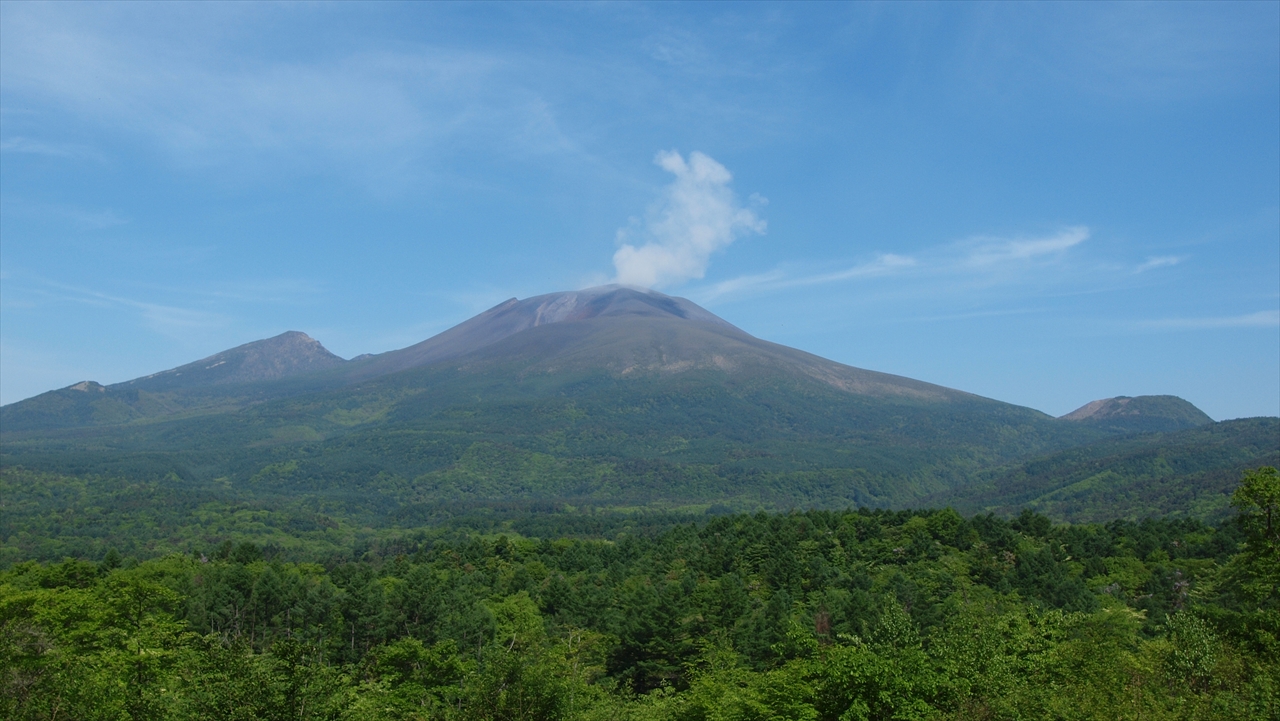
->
(1060, 395, 1213, 432)
(1061, 398, 1111, 421)
(485, 298, 521, 312)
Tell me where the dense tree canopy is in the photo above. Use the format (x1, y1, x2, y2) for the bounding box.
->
(2, 470, 1277, 719)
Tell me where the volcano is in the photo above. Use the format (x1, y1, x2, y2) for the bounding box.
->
(2, 285, 1243, 514)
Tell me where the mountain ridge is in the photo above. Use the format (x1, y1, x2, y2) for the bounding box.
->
(2, 287, 1217, 427)
(343, 285, 743, 381)
(2, 285, 1008, 432)
(3, 284, 1258, 522)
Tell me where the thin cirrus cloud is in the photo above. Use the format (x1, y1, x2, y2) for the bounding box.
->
(1134, 256, 1184, 273)
(1139, 310, 1280, 331)
(127, 278, 326, 306)
(697, 226, 1093, 302)
(0, 136, 104, 161)
(612, 150, 766, 289)
(0, 5, 552, 183)
(25, 274, 330, 336)
(34, 281, 229, 338)
(698, 254, 916, 301)
(1, 197, 128, 230)
(957, 226, 1089, 267)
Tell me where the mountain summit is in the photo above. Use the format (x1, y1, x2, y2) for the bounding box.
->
(328, 285, 958, 401)
(1059, 395, 1214, 434)
(0, 331, 345, 431)
(123, 331, 346, 392)
(349, 285, 740, 379)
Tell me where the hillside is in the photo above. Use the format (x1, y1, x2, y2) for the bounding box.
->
(928, 417, 1280, 522)
(0, 331, 348, 432)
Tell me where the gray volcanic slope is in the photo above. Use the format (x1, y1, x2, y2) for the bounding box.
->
(121, 331, 347, 392)
(0, 286, 1022, 436)
(347, 285, 741, 379)
(444, 305, 963, 402)
(0, 286, 1017, 434)
(0, 331, 346, 431)
(347, 285, 967, 403)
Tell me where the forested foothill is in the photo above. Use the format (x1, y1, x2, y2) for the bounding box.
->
(2, 467, 1276, 720)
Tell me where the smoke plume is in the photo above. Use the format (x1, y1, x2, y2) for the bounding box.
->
(612, 150, 764, 289)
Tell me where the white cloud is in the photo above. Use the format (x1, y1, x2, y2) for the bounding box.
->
(1140, 310, 1280, 330)
(960, 226, 1089, 267)
(1134, 255, 1184, 273)
(612, 150, 765, 289)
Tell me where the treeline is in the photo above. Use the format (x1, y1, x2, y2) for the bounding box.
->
(3, 468, 1277, 720)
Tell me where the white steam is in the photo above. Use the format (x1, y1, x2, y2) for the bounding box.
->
(612, 150, 765, 289)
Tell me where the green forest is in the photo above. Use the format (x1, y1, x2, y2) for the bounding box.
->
(2, 467, 1277, 720)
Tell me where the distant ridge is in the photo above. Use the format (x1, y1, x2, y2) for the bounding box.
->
(1060, 395, 1213, 434)
(0, 331, 345, 431)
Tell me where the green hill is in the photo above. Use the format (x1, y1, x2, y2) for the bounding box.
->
(1059, 394, 1215, 434)
(928, 417, 1280, 522)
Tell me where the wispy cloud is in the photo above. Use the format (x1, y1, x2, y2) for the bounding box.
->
(959, 226, 1089, 266)
(959, 3, 1280, 104)
(0, 136, 104, 161)
(39, 281, 229, 337)
(1134, 255, 1184, 273)
(1139, 310, 1280, 331)
(700, 254, 915, 301)
(0, 4, 565, 187)
(612, 150, 766, 289)
(64, 207, 127, 230)
(697, 227, 1090, 303)
(800, 254, 918, 283)
(138, 278, 325, 305)
(0, 3, 805, 199)
(0, 197, 127, 230)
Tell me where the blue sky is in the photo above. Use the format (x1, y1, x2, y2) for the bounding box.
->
(2, 1, 1277, 420)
